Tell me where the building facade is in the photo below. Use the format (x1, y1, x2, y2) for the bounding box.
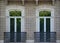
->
(0, 0, 60, 43)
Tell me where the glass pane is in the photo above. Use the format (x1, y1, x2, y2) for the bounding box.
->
(10, 18, 15, 42)
(46, 18, 50, 42)
(10, 18, 15, 32)
(16, 18, 21, 32)
(9, 11, 21, 16)
(16, 18, 21, 42)
(39, 11, 51, 16)
(40, 18, 44, 42)
(40, 18, 44, 32)
(46, 18, 50, 32)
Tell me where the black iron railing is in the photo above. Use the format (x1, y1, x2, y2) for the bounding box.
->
(34, 32, 56, 42)
(4, 32, 27, 43)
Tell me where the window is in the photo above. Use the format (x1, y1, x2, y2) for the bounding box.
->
(10, 10, 21, 42)
(39, 11, 51, 32)
(10, 11, 21, 16)
(39, 11, 51, 42)
(6, 6, 25, 42)
(39, 11, 51, 16)
(10, 10, 21, 32)
(36, 7, 54, 42)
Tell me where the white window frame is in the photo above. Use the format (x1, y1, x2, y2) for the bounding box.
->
(6, 5, 25, 32)
(36, 5, 54, 32)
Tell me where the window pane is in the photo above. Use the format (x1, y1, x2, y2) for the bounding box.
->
(40, 18, 44, 32)
(39, 11, 51, 16)
(16, 18, 21, 32)
(46, 18, 50, 32)
(10, 18, 15, 32)
(46, 18, 50, 42)
(40, 18, 44, 42)
(16, 18, 21, 42)
(9, 11, 21, 16)
(10, 18, 15, 42)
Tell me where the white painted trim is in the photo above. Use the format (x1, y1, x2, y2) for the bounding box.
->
(44, 18, 46, 32)
(6, 6, 25, 32)
(36, 5, 54, 32)
(15, 18, 16, 32)
(36, 17, 40, 32)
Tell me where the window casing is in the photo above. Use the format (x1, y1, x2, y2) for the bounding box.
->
(36, 6, 54, 32)
(36, 6, 54, 42)
(6, 6, 25, 32)
(6, 6, 25, 42)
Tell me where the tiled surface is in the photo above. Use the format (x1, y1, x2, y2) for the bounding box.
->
(0, 0, 6, 40)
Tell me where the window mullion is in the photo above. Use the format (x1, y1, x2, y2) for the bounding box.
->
(44, 18, 46, 32)
(39, 18, 40, 32)
(40, 17, 51, 18)
(10, 16, 21, 18)
(15, 18, 16, 32)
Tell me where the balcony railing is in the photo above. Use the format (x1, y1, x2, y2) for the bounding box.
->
(4, 32, 27, 43)
(34, 32, 56, 42)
